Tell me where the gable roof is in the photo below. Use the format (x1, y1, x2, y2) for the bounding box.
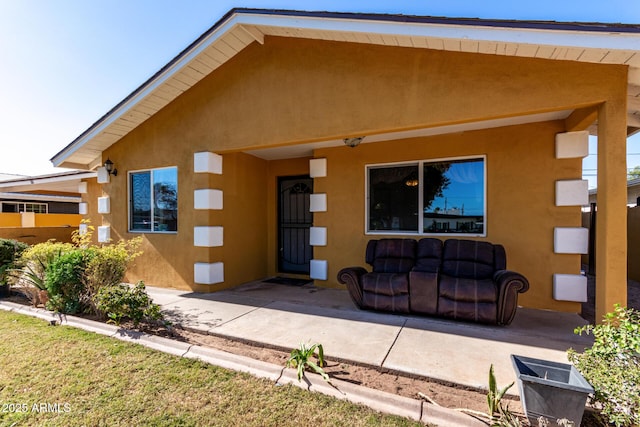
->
(51, 8, 640, 169)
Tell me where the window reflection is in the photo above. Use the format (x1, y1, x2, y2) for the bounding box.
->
(367, 158, 484, 235)
(423, 159, 484, 234)
(129, 167, 177, 232)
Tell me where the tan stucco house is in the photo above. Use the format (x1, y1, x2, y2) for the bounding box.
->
(51, 9, 640, 321)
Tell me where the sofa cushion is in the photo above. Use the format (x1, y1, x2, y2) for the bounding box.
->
(441, 239, 496, 279)
(413, 238, 442, 272)
(362, 273, 410, 296)
(372, 258, 415, 273)
(362, 292, 410, 313)
(366, 239, 416, 273)
(439, 275, 497, 303)
(409, 270, 438, 315)
(438, 298, 497, 324)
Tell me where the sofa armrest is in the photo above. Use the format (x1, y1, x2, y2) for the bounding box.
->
(337, 267, 368, 308)
(493, 270, 530, 325)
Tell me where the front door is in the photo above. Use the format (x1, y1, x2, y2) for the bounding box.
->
(278, 176, 313, 274)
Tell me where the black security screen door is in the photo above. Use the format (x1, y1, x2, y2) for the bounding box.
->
(278, 176, 313, 274)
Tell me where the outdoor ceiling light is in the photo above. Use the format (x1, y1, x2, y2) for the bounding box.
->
(104, 158, 118, 176)
(343, 136, 365, 148)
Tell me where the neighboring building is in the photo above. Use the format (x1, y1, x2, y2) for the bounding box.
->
(0, 170, 95, 229)
(51, 9, 639, 320)
(589, 178, 640, 207)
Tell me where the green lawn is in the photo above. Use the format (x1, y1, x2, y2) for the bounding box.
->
(0, 310, 424, 426)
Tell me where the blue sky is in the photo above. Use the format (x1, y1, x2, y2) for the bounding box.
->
(0, 0, 638, 186)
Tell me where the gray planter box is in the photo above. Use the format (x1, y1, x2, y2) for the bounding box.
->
(511, 354, 593, 426)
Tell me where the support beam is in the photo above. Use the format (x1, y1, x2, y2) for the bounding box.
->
(239, 24, 264, 45)
(565, 106, 598, 132)
(628, 113, 640, 128)
(595, 100, 628, 321)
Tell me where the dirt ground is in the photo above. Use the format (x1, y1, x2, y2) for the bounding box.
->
(160, 323, 524, 421)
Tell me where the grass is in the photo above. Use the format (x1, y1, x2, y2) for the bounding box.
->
(0, 311, 424, 426)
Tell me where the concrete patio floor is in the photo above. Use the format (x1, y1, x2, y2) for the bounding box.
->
(146, 281, 594, 394)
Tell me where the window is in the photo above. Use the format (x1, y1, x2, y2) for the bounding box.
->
(129, 167, 178, 232)
(367, 156, 485, 235)
(1, 202, 48, 213)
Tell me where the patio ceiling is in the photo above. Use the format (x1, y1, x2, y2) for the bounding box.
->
(245, 110, 572, 160)
(51, 8, 640, 169)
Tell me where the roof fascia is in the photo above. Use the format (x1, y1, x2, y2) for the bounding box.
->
(232, 8, 640, 34)
(0, 171, 97, 188)
(236, 11, 640, 50)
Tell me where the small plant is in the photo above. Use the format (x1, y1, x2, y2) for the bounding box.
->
(487, 364, 520, 427)
(94, 281, 164, 326)
(286, 342, 330, 382)
(568, 304, 640, 427)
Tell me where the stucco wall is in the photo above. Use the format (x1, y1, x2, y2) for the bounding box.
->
(0, 226, 76, 245)
(0, 214, 21, 227)
(82, 35, 627, 312)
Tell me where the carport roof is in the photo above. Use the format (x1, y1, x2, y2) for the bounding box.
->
(50, 8, 640, 169)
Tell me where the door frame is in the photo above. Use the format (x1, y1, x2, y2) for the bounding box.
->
(277, 175, 313, 274)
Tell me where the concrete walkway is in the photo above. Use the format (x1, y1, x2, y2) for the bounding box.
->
(147, 281, 594, 393)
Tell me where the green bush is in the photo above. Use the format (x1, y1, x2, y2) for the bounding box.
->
(0, 238, 28, 284)
(12, 234, 142, 314)
(12, 240, 73, 287)
(94, 281, 163, 326)
(45, 249, 94, 314)
(83, 237, 142, 312)
(568, 305, 640, 427)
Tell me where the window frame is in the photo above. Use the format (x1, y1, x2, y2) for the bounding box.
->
(365, 155, 486, 237)
(127, 166, 178, 234)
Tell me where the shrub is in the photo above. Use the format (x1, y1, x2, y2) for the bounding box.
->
(568, 305, 640, 427)
(84, 237, 142, 287)
(0, 238, 28, 284)
(12, 232, 142, 314)
(83, 237, 142, 313)
(15, 240, 74, 282)
(10, 240, 74, 305)
(45, 249, 95, 314)
(94, 281, 163, 326)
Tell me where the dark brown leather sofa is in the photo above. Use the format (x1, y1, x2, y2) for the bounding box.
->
(337, 238, 529, 325)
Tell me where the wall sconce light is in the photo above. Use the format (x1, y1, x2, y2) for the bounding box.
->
(104, 158, 118, 176)
(343, 137, 365, 148)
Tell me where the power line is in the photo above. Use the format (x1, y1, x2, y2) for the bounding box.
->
(586, 153, 640, 156)
(583, 168, 640, 171)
